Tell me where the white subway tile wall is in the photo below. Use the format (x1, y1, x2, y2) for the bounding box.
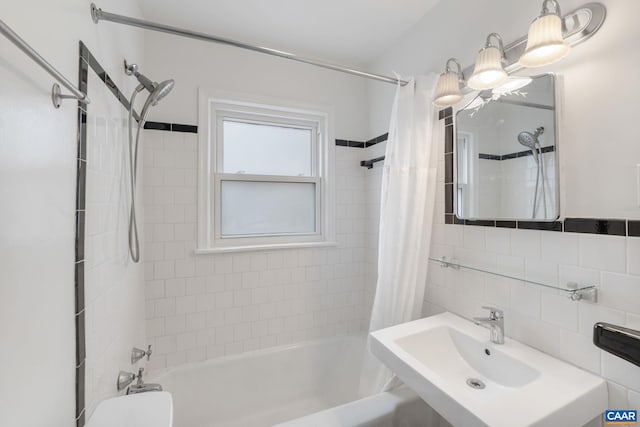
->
(142, 132, 369, 371)
(84, 71, 146, 415)
(419, 126, 640, 413)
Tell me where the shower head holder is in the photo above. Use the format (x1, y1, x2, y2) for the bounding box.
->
(124, 60, 138, 76)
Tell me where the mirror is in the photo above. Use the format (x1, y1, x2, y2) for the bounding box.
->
(455, 74, 558, 221)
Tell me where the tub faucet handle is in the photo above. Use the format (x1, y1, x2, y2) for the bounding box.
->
(136, 367, 145, 385)
(131, 345, 153, 364)
(117, 370, 136, 391)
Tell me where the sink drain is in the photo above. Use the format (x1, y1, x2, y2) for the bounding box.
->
(466, 378, 486, 390)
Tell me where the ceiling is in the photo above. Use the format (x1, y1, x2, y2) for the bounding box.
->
(135, 0, 441, 65)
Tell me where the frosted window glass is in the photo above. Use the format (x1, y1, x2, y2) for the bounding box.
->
(221, 181, 316, 236)
(223, 120, 312, 176)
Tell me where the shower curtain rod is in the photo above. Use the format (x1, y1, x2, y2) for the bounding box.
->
(90, 4, 408, 86)
(0, 18, 90, 108)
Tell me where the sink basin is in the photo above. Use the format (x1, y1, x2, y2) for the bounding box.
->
(370, 312, 607, 427)
(86, 391, 173, 427)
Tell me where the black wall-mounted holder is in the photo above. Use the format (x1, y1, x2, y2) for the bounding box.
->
(593, 323, 640, 368)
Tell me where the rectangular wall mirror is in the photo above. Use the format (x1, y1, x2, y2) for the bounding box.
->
(455, 74, 559, 221)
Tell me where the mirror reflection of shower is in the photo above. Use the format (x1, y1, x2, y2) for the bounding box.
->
(517, 126, 547, 219)
(126, 60, 175, 262)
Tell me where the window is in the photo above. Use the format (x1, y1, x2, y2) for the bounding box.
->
(197, 90, 335, 252)
(456, 132, 472, 218)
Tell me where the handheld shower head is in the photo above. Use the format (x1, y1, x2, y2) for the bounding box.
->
(124, 61, 175, 263)
(125, 60, 175, 123)
(148, 79, 175, 107)
(140, 79, 175, 122)
(517, 128, 543, 163)
(517, 131, 538, 149)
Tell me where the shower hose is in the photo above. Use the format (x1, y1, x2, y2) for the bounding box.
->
(127, 87, 144, 263)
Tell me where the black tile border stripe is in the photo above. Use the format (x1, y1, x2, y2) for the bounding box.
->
(518, 221, 563, 232)
(144, 121, 198, 133)
(75, 361, 85, 424)
(144, 121, 171, 131)
(336, 132, 389, 149)
(564, 218, 626, 236)
(438, 108, 640, 237)
(479, 145, 555, 161)
(76, 42, 89, 427)
(81, 43, 140, 122)
(365, 132, 388, 147)
(172, 123, 198, 133)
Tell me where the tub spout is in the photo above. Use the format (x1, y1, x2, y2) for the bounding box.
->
(127, 383, 163, 394)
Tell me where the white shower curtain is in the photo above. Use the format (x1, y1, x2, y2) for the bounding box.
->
(359, 74, 440, 395)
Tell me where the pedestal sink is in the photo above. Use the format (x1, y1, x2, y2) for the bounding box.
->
(370, 312, 607, 427)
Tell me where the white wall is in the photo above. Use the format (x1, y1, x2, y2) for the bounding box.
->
(363, 0, 640, 421)
(367, 0, 640, 220)
(0, 1, 143, 426)
(141, 33, 371, 371)
(144, 32, 370, 141)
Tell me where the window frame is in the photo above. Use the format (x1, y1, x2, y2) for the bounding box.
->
(197, 89, 336, 253)
(455, 131, 474, 218)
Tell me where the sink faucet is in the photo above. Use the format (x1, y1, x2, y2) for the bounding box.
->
(474, 306, 504, 344)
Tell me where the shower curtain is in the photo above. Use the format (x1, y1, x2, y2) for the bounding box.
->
(359, 74, 440, 395)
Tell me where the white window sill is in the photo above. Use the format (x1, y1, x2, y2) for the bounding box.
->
(194, 241, 339, 255)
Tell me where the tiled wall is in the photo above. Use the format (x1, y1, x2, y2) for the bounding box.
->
(422, 116, 640, 419)
(425, 225, 640, 414)
(142, 130, 370, 372)
(80, 46, 146, 419)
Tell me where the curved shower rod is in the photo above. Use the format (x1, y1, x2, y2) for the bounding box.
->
(90, 3, 409, 87)
(0, 18, 90, 108)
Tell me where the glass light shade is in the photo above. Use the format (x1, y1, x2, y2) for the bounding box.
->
(433, 71, 462, 107)
(519, 14, 570, 67)
(467, 46, 508, 90)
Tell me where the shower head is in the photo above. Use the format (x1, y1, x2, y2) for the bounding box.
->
(140, 79, 175, 122)
(147, 79, 175, 106)
(125, 60, 174, 122)
(517, 127, 544, 163)
(517, 126, 545, 148)
(517, 131, 538, 150)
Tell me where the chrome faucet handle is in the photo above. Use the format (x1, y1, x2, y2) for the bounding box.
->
(136, 367, 145, 385)
(117, 370, 136, 391)
(481, 306, 504, 319)
(131, 345, 153, 364)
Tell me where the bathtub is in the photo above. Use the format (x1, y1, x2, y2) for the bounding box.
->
(153, 335, 437, 427)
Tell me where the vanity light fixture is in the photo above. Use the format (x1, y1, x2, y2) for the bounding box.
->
(519, 0, 570, 67)
(433, 58, 465, 107)
(467, 33, 508, 90)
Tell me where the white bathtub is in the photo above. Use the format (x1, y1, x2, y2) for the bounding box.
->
(153, 336, 437, 427)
